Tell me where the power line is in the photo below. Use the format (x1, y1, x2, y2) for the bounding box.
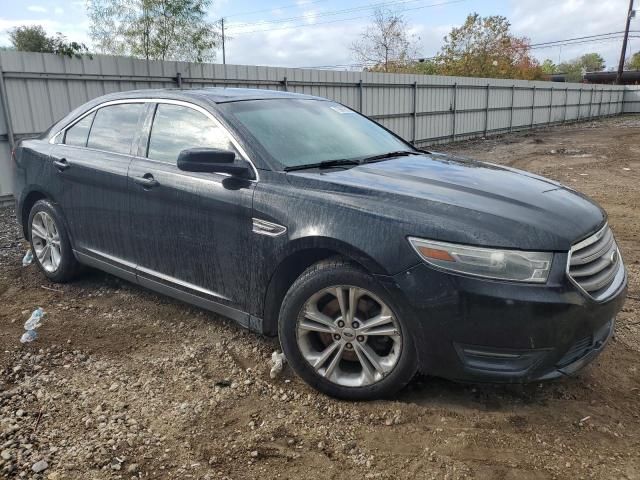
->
(223, 0, 329, 19)
(299, 33, 640, 69)
(531, 35, 640, 50)
(227, 0, 467, 35)
(228, 0, 457, 28)
(530, 32, 629, 47)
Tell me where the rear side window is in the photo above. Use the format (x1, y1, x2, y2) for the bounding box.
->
(147, 103, 237, 163)
(64, 112, 95, 147)
(87, 103, 144, 154)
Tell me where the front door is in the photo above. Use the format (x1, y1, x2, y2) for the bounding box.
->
(128, 101, 256, 314)
(49, 102, 145, 271)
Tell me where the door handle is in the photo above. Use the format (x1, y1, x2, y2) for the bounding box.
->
(53, 158, 69, 171)
(133, 174, 158, 189)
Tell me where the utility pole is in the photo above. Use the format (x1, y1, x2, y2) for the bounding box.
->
(221, 18, 226, 65)
(616, 0, 634, 84)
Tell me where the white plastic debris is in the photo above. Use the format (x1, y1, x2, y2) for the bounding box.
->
(20, 308, 45, 344)
(22, 249, 33, 266)
(20, 330, 38, 343)
(269, 351, 287, 379)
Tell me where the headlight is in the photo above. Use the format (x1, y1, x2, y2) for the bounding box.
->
(408, 237, 552, 283)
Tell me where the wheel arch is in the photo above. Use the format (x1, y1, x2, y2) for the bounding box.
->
(21, 190, 49, 239)
(260, 237, 388, 336)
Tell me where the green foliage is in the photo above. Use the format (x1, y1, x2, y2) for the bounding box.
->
(9, 26, 51, 53)
(88, 0, 220, 62)
(8, 25, 90, 58)
(411, 59, 440, 75)
(579, 53, 605, 72)
(541, 59, 556, 74)
(626, 52, 640, 70)
(432, 13, 543, 80)
(557, 53, 605, 82)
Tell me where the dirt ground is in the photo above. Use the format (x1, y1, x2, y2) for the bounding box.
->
(1, 116, 639, 480)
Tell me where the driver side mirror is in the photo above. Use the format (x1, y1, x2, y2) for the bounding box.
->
(177, 148, 251, 178)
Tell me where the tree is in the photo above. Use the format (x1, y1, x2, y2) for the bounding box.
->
(87, 0, 220, 62)
(558, 53, 605, 82)
(8, 25, 90, 57)
(432, 14, 543, 80)
(9, 26, 51, 52)
(626, 51, 640, 70)
(351, 9, 419, 73)
(579, 53, 605, 72)
(541, 59, 556, 74)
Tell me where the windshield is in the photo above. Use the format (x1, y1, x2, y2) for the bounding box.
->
(222, 99, 414, 169)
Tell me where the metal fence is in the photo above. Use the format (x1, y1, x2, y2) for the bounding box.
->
(0, 51, 634, 200)
(624, 86, 640, 113)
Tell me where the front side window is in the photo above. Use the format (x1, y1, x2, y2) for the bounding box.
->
(221, 99, 412, 169)
(87, 103, 144, 155)
(147, 104, 237, 163)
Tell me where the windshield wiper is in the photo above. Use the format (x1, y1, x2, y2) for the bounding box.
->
(283, 159, 361, 172)
(359, 150, 422, 164)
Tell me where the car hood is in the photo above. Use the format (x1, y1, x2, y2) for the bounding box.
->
(285, 153, 605, 251)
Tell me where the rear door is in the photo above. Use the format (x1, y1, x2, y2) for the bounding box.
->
(49, 102, 145, 272)
(128, 101, 256, 314)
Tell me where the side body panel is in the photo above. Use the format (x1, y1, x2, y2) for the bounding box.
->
(13, 139, 53, 231)
(48, 143, 134, 268)
(127, 157, 256, 314)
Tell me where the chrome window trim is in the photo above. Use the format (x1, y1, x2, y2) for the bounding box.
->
(565, 223, 626, 302)
(49, 97, 260, 181)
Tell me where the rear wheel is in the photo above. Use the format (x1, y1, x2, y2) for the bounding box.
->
(28, 199, 80, 283)
(279, 259, 417, 400)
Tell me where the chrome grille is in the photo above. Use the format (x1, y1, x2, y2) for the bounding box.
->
(568, 224, 623, 300)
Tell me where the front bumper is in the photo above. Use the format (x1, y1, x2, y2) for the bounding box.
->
(384, 253, 627, 383)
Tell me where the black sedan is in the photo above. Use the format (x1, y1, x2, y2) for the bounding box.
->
(13, 88, 627, 399)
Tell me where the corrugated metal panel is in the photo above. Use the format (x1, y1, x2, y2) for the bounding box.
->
(0, 51, 634, 197)
(624, 87, 640, 113)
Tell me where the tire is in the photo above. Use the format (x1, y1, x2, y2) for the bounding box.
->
(27, 199, 80, 283)
(278, 258, 417, 400)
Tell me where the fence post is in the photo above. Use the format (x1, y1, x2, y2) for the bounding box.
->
(548, 87, 553, 125)
(484, 83, 490, 137)
(530, 85, 536, 128)
(509, 85, 515, 133)
(175, 72, 183, 88)
(588, 87, 594, 119)
(282, 76, 288, 92)
(577, 88, 582, 122)
(412, 81, 417, 145)
(358, 79, 363, 113)
(0, 60, 15, 152)
(562, 87, 568, 123)
(451, 82, 457, 142)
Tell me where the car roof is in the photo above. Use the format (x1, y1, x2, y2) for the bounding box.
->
(95, 87, 326, 104)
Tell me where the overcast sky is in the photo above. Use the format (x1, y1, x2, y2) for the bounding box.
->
(0, 0, 637, 70)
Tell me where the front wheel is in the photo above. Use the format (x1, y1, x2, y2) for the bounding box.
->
(279, 259, 417, 400)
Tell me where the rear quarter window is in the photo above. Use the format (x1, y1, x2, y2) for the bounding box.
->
(64, 112, 95, 147)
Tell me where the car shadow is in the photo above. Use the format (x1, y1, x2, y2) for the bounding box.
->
(395, 373, 577, 411)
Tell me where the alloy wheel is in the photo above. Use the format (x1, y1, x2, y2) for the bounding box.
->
(296, 285, 402, 387)
(31, 211, 62, 273)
